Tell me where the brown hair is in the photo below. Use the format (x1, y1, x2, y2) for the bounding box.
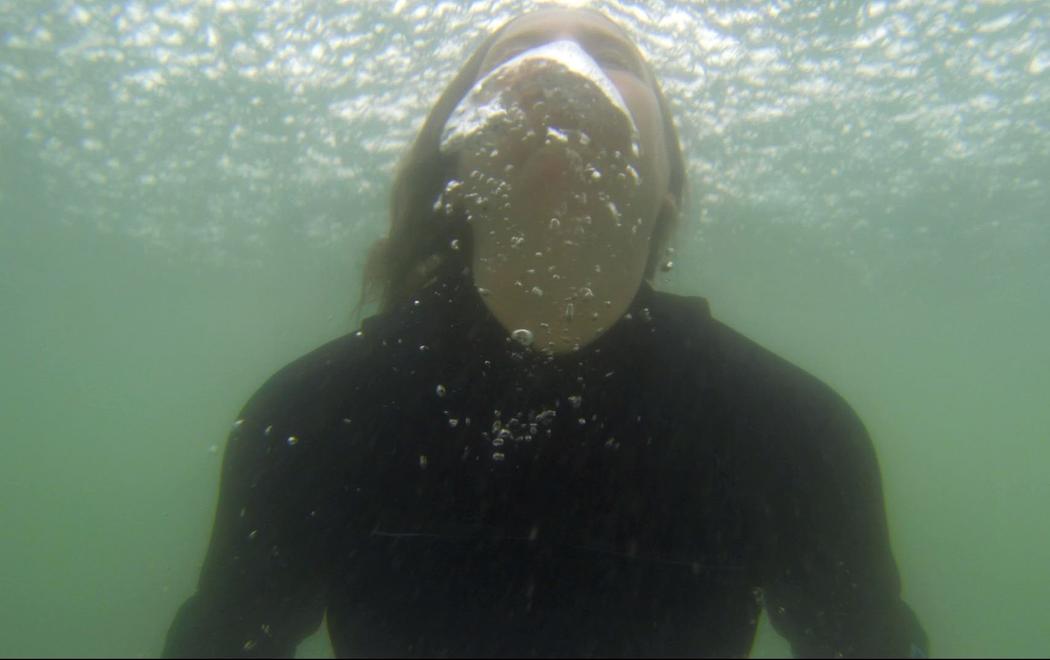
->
(357, 8, 686, 316)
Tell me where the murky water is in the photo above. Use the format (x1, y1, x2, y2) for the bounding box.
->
(2, 1, 1048, 656)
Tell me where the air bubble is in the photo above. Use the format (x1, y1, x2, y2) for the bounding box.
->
(436, 384, 447, 397)
(511, 328, 534, 346)
(419, 455, 428, 468)
(287, 436, 299, 446)
(492, 451, 506, 461)
(450, 238, 460, 251)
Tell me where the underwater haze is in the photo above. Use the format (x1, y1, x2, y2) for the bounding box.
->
(2, 0, 1048, 656)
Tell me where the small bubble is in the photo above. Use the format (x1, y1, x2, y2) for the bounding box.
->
(578, 418, 586, 425)
(450, 238, 460, 251)
(661, 260, 674, 272)
(492, 451, 506, 461)
(419, 344, 429, 351)
(287, 436, 299, 446)
(448, 418, 459, 428)
(511, 328, 534, 346)
(436, 384, 447, 397)
(549, 217, 560, 230)
(531, 286, 543, 297)
(625, 164, 640, 186)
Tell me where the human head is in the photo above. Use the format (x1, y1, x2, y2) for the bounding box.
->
(362, 6, 685, 314)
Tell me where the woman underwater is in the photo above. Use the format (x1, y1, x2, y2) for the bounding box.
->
(165, 7, 927, 658)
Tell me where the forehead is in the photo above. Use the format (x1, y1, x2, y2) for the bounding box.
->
(493, 9, 634, 49)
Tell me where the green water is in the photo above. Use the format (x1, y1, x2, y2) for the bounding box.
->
(2, 1, 1048, 657)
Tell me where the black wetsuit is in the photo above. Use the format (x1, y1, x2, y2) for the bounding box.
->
(164, 260, 927, 658)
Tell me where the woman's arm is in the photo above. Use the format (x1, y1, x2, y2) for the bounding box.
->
(163, 399, 333, 657)
(759, 393, 928, 658)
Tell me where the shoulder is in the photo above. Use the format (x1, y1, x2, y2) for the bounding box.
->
(237, 319, 389, 431)
(649, 288, 866, 445)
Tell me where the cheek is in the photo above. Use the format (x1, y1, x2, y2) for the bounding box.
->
(609, 73, 670, 203)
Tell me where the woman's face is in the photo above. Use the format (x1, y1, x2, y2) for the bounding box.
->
(442, 8, 673, 355)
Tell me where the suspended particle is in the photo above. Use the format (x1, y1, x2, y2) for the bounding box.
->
(208, 445, 218, 454)
(578, 417, 587, 425)
(248, 529, 258, 540)
(531, 286, 543, 297)
(450, 238, 460, 251)
(492, 451, 506, 462)
(661, 260, 674, 272)
(232, 419, 244, 431)
(419, 455, 428, 469)
(564, 302, 575, 321)
(448, 418, 459, 428)
(568, 395, 582, 409)
(549, 217, 560, 230)
(264, 425, 273, 435)
(287, 436, 299, 446)
(435, 384, 447, 397)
